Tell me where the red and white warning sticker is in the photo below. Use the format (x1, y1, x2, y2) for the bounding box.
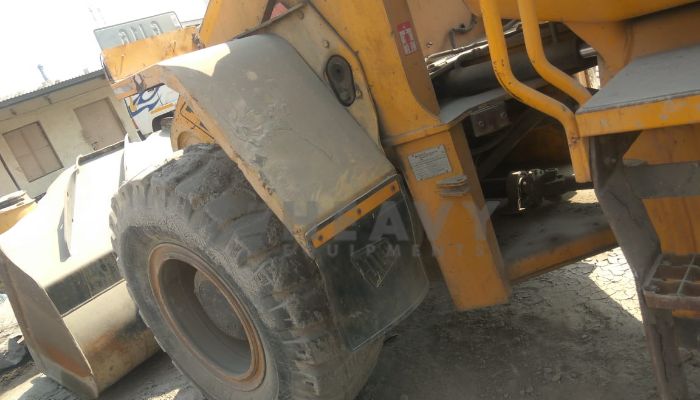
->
(397, 21, 418, 55)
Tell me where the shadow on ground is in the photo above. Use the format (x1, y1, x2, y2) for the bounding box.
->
(357, 251, 700, 400)
(2, 249, 698, 400)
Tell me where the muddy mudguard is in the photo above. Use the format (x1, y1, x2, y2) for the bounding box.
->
(136, 34, 429, 349)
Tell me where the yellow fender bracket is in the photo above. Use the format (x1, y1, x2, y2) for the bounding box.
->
(102, 26, 200, 87)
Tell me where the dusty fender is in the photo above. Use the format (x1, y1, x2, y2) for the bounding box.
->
(125, 34, 395, 247)
(113, 34, 429, 349)
(0, 132, 173, 398)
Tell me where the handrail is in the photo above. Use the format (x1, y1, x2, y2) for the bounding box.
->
(479, 0, 591, 182)
(517, 0, 592, 105)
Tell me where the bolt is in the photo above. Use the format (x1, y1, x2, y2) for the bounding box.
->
(322, 40, 330, 48)
(477, 120, 486, 128)
(355, 88, 363, 99)
(500, 111, 508, 119)
(297, 11, 304, 19)
(426, 41, 433, 48)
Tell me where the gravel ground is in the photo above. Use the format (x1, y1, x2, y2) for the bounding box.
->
(1, 248, 698, 400)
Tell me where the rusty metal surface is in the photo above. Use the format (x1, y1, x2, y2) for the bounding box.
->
(591, 134, 690, 399)
(644, 254, 700, 312)
(0, 133, 172, 398)
(494, 190, 617, 282)
(149, 243, 266, 390)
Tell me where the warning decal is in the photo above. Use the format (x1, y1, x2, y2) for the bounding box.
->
(408, 145, 452, 181)
(397, 21, 418, 55)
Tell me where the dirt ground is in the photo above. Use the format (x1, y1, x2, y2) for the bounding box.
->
(1, 247, 698, 400)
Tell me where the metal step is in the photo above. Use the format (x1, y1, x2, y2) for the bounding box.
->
(576, 44, 700, 136)
(643, 254, 700, 311)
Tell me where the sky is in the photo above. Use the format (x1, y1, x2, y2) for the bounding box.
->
(0, 0, 209, 99)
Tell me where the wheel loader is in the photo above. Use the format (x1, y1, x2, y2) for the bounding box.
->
(2, 0, 700, 399)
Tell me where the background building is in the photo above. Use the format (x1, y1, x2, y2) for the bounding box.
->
(0, 71, 137, 198)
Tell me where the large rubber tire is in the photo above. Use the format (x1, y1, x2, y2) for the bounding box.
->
(110, 144, 382, 400)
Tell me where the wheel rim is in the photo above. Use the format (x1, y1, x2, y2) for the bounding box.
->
(149, 243, 265, 390)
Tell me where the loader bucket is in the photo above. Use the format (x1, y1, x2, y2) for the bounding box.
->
(0, 191, 35, 293)
(0, 262, 157, 398)
(0, 134, 172, 398)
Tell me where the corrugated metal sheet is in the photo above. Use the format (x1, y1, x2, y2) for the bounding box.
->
(0, 70, 106, 110)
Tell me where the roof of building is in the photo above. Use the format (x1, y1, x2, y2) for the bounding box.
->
(0, 70, 106, 110)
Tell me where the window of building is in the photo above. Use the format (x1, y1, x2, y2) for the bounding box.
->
(74, 98, 125, 150)
(3, 122, 62, 182)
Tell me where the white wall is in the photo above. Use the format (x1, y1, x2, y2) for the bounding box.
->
(0, 75, 138, 198)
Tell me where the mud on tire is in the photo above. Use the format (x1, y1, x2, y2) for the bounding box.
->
(110, 144, 382, 400)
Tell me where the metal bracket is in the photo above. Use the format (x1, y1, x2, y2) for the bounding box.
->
(644, 254, 700, 312)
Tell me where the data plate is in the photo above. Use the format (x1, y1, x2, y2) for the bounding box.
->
(408, 145, 452, 181)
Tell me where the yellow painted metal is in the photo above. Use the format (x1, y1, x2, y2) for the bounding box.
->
(313, 0, 510, 310)
(393, 125, 510, 310)
(516, 0, 591, 106)
(310, 179, 400, 248)
(673, 310, 700, 319)
(644, 196, 700, 255)
(479, 0, 591, 182)
(407, 0, 484, 54)
(199, 0, 273, 47)
(625, 125, 700, 166)
(382, 122, 454, 147)
(104, 0, 291, 98)
(576, 93, 700, 137)
(507, 227, 616, 282)
(312, 0, 440, 135)
(170, 98, 215, 151)
(98, 0, 649, 312)
(627, 3, 700, 60)
(623, 125, 700, 256)
(149, 103, 175, 115)
(568, 3, 700, 84)
(102, 27, 199, 86)
(255, 4, 380, 143)
(109, 66, 165, 100)
(530, 4, 699, 172)
(569, 5, 700, 137)
(464, 0, 696, 23)
(565, 21, 628, 83)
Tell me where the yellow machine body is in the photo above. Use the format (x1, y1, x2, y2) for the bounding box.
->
(104, 0, 616, 309)
(99, 1, 700, 398)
